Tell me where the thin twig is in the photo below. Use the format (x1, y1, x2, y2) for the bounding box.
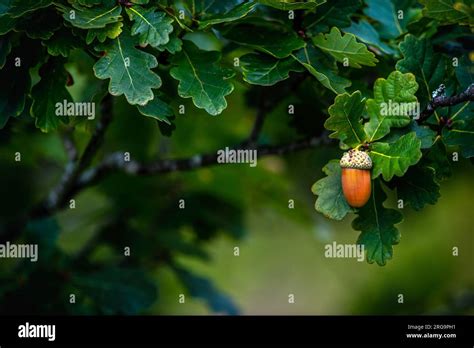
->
(246, 104, 267, 145)
(242, 89, 270, 147)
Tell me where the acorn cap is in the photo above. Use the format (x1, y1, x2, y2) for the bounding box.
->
(340, 149, 372, 170)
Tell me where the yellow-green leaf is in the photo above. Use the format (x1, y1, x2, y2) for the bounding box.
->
(364, 71, 419, 142)
(370, 132, 422, 181)
(312, 27, 378, 68)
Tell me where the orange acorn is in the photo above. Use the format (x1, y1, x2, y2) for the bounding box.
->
(340, 149, 372, 208)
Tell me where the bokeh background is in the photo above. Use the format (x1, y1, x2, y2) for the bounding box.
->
(0, 36, 473, 316)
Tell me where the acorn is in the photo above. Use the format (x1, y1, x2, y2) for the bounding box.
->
(340, 149, 372, 208)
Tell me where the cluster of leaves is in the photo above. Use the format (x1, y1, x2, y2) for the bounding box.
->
(312, 11, 473, 265)
(0, 0, 472, 314)
(4, 0, 470, 131)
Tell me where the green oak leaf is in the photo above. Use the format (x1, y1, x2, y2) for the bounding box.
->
(72, 268, 157, 315)
(59, 3, 122, 29)
(156, 34, 182, 54)
(419, 0, 473, 25)
(93, 30, 162, 106)
(170, 40, 234, 115)
(396, 35, 447, 109)
(30, 60, 72, 132)
(86, 21, 123, 44)
(363, 0, 414, 39)
(364, 71, 419, 142)
(257, 0, 326, 10)
(192, 0, 247, 14)
(240, 53, 304, 86)
(442, 117, 474, 158)
(432, 19, 468, 37)
(137, 96, 174, 124)
(325, 91, 367, 147)
(73, 0, 104, 6)
(198, 2, 256, 29)
(380, 121, 437, 150)
(223, 25, 306, 59)
(455, 56, 473, 90)
(0, 36, 11, 69)
(370, 132, 422, 181)
(421, 139, 452, 181)
(16, 9, 62, 40)
(0, 0, 52, 18)
(126, 6, 173, 47)
(0, 48, 31, 128)
(312, 27, 378, 68)
(0, 15, 17, 35)
(405, 16, 438, 38)
(441, 93, 474, 158)
(311, 160, 354, 221)
(344, 20, 397, 55)
(352, 180, 403, 266)
(0, 41, 42, 128)
(43, 29, 81, 57)
(409, 122, 437, 149)
(392, 166, 440, 211)
(304, 0, 362, 35)
(292, 45, 351, 94)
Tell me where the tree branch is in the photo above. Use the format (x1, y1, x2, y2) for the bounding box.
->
(62, 128, 78, 161)
(75, 80, 323, 193)
(26, 74, 312, 222)
(75, 133, 332, 192)
(32, 94, 114, 218)
(418, 83, 474, 123)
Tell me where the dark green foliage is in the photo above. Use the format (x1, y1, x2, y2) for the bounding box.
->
(0, 0, 472, 317)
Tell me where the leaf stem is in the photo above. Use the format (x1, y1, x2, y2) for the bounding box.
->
(449, 101, 470, 121)
(157, 4, 193, 32)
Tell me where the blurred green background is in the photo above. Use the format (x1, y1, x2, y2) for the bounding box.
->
(0, 45, 472, 315)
